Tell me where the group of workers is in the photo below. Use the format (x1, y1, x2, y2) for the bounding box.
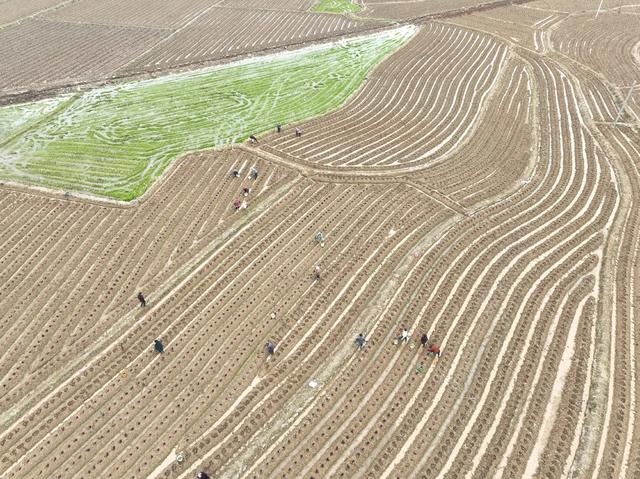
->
(355, 328, 441, 356)
(247, 123, 302, 144)
(233, 123, 307, 209)
(231, 166, 258, 210)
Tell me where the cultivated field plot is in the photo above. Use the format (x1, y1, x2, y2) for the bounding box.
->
(0, 27, 413, 200)
(0, 0, 67, 25)
(0, 19, 169, 92)
(0, 0, 380, 95)
(259, 23, 508, 169)
(2, 0, 640, 478)
(45, 0, 223, 28)
(122, 7, 379, 73)
(549, 12, 640, 120)
(219, 0, 318, 10)
(313, 0, 362, 14)
(527, 0, 627, 12)
(550, 13, 640, 87)
(358, 0, 503, 20)
(447, 11, 538, 49)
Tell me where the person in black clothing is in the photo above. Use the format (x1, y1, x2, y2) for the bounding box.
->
(138, 292, 146, 307)
(266, 341, 275, 355)
(197, 472, 210, 479)
(154, 339, 164, 354)
(420, 333, 429, 348)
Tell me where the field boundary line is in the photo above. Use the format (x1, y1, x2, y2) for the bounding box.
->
(112, 1, 226, 73)
(0, 0, 76, 29)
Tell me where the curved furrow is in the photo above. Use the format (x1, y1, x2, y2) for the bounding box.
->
(260, 23, 508, 169)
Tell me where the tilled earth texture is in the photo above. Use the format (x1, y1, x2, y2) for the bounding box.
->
(1, 1, 640, 479)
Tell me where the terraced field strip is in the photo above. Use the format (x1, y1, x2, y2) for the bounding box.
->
(0, 26, 414, 200)
(260, 23, 508, 169)
(411, 56, 534, 209)
(239, 28, 622, 479)
(550, 13, 640, 89)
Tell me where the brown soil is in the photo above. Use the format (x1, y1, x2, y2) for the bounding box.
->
(1, 1, 639, 478)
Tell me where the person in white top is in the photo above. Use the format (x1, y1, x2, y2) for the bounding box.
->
(399, 327, 410, 343)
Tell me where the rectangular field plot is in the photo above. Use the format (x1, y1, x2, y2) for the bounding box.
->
(122, 7, 380, 72)
(0, 19, 169, 93)
(0, 26, 415, 200)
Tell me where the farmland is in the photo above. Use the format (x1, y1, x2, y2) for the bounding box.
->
(313, 0, 361, 14)
(0, 27, 413, 200)
(1, 0, 640, 478)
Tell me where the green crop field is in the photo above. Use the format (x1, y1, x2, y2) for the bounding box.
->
(312, 0, 362, 14)
(0, 26, 414, 200)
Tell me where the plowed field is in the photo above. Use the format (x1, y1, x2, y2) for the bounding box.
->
(1, 1, 640, 478)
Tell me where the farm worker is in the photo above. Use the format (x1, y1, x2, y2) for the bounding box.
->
(154, 339, 164, 354)
(397, 327, 410, 343)
(355, 333, 367, 350)
(428, 344, 441, 357)
(314, 265, 321, 279)
(266, 341, 276, 355)
(295, 127, 302, 137)
(241, 200, 247, 210)
(420, 333, 429, 348)
(137, 292, 146, 307)
(250, 166, 258, 179)
(233, 199, 241, 210)
(197, 473, 211, 479)
(243, 187, 250, 196)
(276, 124, 282, 133)
(315, 231, 324, 243)
(232, 169, 240, 178)
(249, 134, 258, 143)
